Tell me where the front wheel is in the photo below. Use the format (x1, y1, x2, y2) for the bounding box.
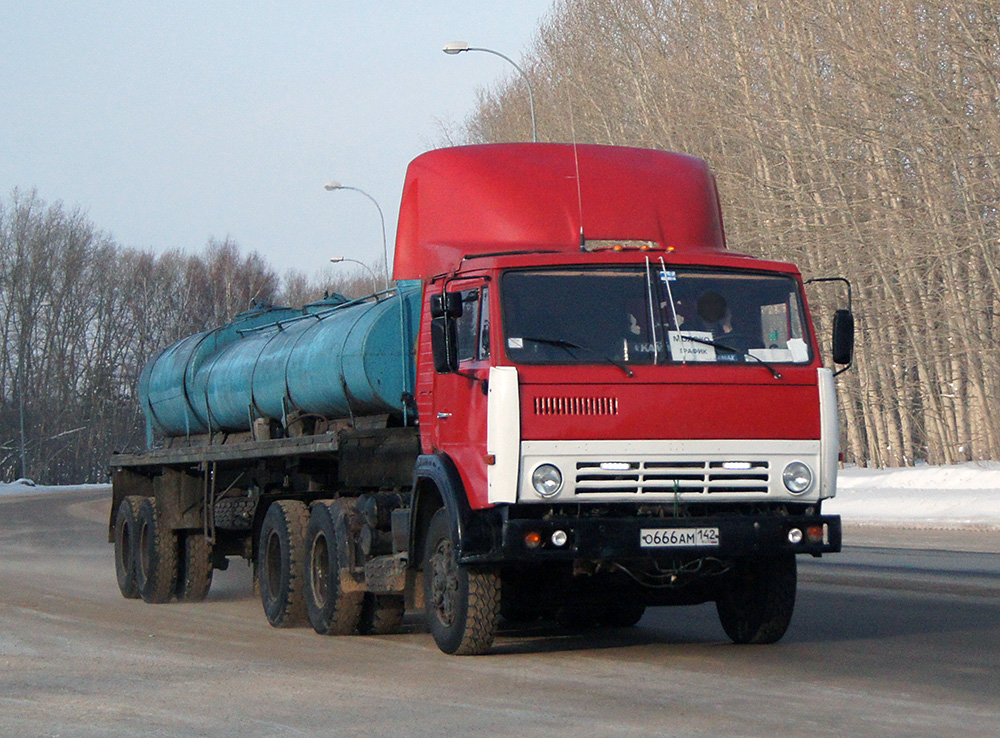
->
(715, 554, 796, 644)
(423, 508, 500, 655)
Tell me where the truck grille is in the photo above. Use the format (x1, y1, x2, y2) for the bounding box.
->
(574, 460, 770, 494)
(534, 396, 619, 415)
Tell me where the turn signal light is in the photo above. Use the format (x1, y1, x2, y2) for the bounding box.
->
(525, 531, 542, 549)
(806, 525, 825, 543)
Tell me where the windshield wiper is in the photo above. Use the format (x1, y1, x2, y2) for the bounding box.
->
(522, 336, 634, 378)
(679, 335, 783, 380)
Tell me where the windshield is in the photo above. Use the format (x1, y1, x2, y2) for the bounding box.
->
(501, 265, 811, 367)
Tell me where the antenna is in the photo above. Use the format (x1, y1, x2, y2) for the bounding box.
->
(567, 88, 585, 249)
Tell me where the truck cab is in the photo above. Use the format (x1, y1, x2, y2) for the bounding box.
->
(399, 144, 849, 653)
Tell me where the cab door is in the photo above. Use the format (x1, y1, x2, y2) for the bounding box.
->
(431, 281, 493, 508)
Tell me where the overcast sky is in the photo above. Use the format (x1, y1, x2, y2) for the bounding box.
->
(0, 2, 552, 281)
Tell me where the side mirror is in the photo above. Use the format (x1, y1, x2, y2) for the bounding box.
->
(832, 309, 854, 368)
(429, 292, 463, 319)
(431, 316, 458, 373)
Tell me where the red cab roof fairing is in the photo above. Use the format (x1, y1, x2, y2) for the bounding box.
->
(392, 143, 729, 280)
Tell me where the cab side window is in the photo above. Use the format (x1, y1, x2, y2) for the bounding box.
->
(453, 287, 490, 364)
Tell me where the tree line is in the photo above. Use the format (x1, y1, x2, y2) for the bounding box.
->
(462, 0, 1000, 466)
(0, 189, 373, 483)
(5, 0, 997, 479)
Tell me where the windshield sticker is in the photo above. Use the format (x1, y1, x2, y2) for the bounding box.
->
(749, 348, 792, 363)
(660, 270, 677, 282)
(667, 331, 716, 362)
(508, 337, 524, 349)
(787, 338, 809, 362)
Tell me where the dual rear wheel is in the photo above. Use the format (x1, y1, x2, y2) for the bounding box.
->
(258, 499, 406, 637)
(113, 496, 214, 604)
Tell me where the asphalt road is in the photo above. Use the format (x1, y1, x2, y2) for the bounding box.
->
(2, 488, 998, 738)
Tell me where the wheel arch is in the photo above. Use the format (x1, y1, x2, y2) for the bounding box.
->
(408, 453, 504, 568)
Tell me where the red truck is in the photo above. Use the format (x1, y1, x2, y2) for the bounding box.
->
(110, 143, 853, 655)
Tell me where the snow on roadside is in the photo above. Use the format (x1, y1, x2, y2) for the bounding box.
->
(3, 462, 1000, 528)
(827, 462, 1000, 528)
(0, 480, 111, 498)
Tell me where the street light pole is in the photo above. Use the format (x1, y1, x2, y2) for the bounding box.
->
(329, 257, 380, 295)
(324, 182, 390, 289)
(443, 41, 538, 143)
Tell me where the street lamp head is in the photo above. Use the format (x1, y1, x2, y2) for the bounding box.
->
(329, 257, 345, 263)
(324, 181, 343, 191)
(440, 42, 538, 143)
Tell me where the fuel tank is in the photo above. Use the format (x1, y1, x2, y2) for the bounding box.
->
(139, 281, 421, 439)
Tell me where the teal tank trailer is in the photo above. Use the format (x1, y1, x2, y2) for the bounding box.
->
(138, 281, 421, 441)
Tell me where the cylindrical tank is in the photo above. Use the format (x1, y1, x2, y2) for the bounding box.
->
(139, 281, 421, 440)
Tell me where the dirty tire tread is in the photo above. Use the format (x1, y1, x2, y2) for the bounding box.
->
(136, 497, 178, 604)
(114, 496, 145, 599)
(359, 594, 405, 636)
(424, 508, 500, 655)
(459, 568, 501, 655)
(258, 500, 310, 628)
(716, 554, 796, 645)
(177, 533, 213, 602)
(213, 497, 255, 530)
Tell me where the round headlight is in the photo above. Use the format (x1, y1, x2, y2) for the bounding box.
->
(782, 462, 813, 494)
(531, 464, 563, 497)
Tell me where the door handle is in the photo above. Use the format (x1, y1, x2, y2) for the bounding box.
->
(437, 412, 452, 419)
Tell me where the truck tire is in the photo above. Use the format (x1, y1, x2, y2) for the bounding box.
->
(213, 497, 255, 530)
(359, 594, 405, 635)
(305, 501, 364, 635)
(136, 497, 178, 604)
(114, 495, 145, 599)
(176, 532, 213, 602)
(716, 553, 796, 644)
(423, 508, 500, 655)
(258, 500, 310, 627)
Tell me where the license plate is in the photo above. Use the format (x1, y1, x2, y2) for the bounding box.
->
(640, 527, 720, 548)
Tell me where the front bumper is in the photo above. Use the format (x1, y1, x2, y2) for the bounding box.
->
(461, 512, 841, 565)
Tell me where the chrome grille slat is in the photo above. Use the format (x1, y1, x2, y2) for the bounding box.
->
(574, 459, 771, 495)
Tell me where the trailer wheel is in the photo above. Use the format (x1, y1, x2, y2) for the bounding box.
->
(176, 533, 213, 602)
(304, 501, 364, 635)
(423, 508, 500, 655)
(113, 495, 145, 599)
(359, 594, 405, 635)
(258, 500, 310, 627)
(135, 497, 178, 604)
(716, 553, 797, 644)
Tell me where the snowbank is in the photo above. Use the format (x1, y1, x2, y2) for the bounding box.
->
(826, 462, 1000, 528)
(0, 480, 111, 498)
